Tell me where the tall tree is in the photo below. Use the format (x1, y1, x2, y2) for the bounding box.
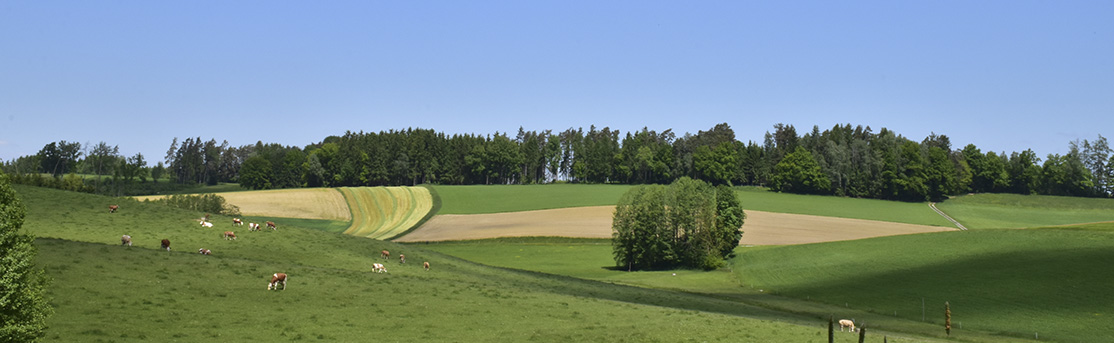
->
(0, 172, 53, 342)
(771, 146, 831, 194)
(36, 141, 82, 177)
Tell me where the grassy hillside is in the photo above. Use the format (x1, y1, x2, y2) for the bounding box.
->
(339, 186, 433, 240)
(432, 184, 633, 214)
(936, 193, 1114, 229)
(423, 227, 1114, 342)
(433, 184, 952, 227)
(16, 185, 869, 342)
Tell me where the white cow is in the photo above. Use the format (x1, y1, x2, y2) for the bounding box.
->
(372, 263, 387, 273)
(839, 319, 856, 332)
(200, 221, 213, 228)
(249, 223, 261, 231)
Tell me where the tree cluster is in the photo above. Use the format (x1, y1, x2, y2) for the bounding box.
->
(612, 178, 745, 270)
(0, 172, 52, 342)
(5, 123, 1112, 200)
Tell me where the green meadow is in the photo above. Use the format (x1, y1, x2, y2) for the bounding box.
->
(425, 228, 1114, 342)
(935, 193, 1114, 229)
(18, 185, 879, 343)
(433, 184, 952, 227)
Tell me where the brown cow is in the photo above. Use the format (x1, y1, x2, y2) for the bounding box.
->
(109, 205, 119, 213)
(223, 231, 237, 240)
(423, 261, 430, 271)
(268, 273, 287, 290)
(121, 234, 132, 246)
(380, 250, 390, 259)
(372, 263, 387, 273)
(233, 218, 243, 226)
(161, 239, 171, 251)
(266, 221, 277, 230)
(198, 248, 211, 255)
(399, 254, 405, 264)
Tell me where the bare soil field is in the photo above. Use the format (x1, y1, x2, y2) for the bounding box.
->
(134, 188, 351, 221)
(395, 205, 953, 244)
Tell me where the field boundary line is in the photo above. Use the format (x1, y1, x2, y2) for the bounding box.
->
(930, 202, 967, 230)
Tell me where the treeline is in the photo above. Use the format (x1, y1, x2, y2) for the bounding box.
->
(4, 123, 1112, 201)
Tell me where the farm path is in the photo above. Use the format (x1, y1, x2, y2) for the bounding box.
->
(395, 206, 954, 244)
(929, 202, 968, 230)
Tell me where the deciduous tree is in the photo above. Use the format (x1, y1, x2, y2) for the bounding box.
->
(0, 172, 53, 342)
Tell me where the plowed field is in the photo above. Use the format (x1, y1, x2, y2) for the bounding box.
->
(395, 206, 953, 244)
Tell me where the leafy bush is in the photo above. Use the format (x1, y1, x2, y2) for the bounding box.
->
(143, 193, 241, 216)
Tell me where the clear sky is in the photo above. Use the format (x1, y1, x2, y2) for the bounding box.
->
(2, 1, 1111, 164)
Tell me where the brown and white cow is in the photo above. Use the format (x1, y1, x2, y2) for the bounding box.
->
(372, 263, 387, 273)
(380, 250, 390, 259)
(233, 218, 243, 226)
(839, 319, 856, 332)
(121, 234, 132, 246)
(200, 220, 213, 228)
(423, 261, 430, 271)
(161, 239, 171, 251)
(266, 221, 277, 230)
(268, 273, 288, 290)
(399, 254, 406, 264)
(199, 248, 211, 255)
(249, 223, 261, 231)
(109, 205, 119, 213)
(223, 231, 237, 240)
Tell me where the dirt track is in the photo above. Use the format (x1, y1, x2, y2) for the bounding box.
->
(394, 206, 953, 244)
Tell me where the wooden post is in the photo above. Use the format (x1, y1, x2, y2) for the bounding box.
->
(858, 325, 866, 343)
(828, 316, 834, 343)
(945, 301, 952, 337)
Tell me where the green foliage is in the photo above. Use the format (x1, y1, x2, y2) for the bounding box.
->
(771, 146, 831, 194)
(239, 155, 273, 190)
(612, 178, 744, 270)
(143, 193, 241, 217)
(0, 174, 52, 342)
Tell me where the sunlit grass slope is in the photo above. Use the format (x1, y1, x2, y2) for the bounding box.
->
(936, 193, 1114, 229)
(339, 186, 433, 240)
(16, 185, 874, 343)
(432, 184, 632, 214)
(735, 226, 1114, 342)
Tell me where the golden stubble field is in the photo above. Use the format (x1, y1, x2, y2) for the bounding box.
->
(135, 188, 352, 221)
(395, 205, 954, 244)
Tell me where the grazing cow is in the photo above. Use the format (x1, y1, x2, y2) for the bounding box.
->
(423, 261, 430, 271)
(121, 234, 132, 246)
(249, 223, 261, 231)
(109, 205, 119, 213)
(380, 250, 390, 259)
(200, 221, 213, 228)
(399, 254, 405, 264)
(199, 248, 211, 255)
(233, 218, 243, 226)
(161, 239, 171, 251)
(839, 319, 856, 332)
(266, 221, 277, 230)
(223, 231, 237, 240)
(372, 263, 387, 273)
(268, 273, 288, 290)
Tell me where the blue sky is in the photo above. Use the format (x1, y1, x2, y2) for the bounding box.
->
(2, 1, 1111, 164)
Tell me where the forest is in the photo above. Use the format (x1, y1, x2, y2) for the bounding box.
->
(4, 123, 1111, 201)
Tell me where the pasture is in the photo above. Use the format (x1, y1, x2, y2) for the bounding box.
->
(339, 186, 434, 240)
(431, 184, 953, 228)
(935, 193, 1114, 229)
(424, 228, 1114, 342)
(16, 185, 885, 342)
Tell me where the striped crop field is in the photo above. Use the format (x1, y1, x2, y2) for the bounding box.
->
(339, 186, 434, 240)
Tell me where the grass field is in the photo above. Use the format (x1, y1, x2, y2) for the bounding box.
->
(936, 193, 1114, 229)
(422, 227, 1114, 342)
(432, 184, 954, 227)
(15, 185, 905, 342)
(339, 186, 434, 240)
